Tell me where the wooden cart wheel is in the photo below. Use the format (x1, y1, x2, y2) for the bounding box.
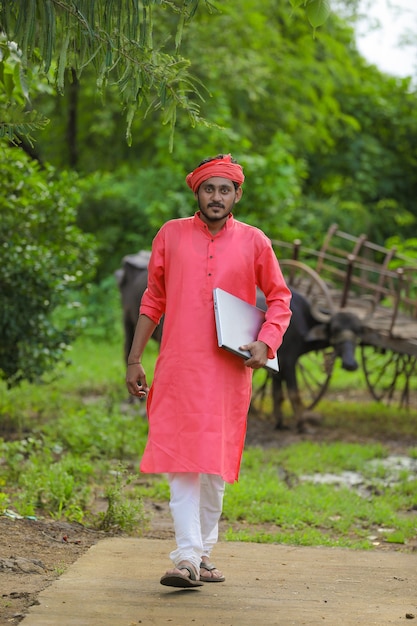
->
(251, 345, 336, 415)
(295, 347, 336, 409)
(281, 259, 336, 409)
(251, 260, 336, 416)
(279, 259, 335, 315)
(361, 345, 417, 407)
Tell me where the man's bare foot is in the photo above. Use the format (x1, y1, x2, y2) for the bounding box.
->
(200, 556, 225, 582)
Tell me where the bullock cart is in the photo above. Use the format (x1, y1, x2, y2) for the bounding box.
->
(266, 224, 417, 411)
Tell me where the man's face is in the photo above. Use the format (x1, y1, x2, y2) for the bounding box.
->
(195, 176, 242, 225)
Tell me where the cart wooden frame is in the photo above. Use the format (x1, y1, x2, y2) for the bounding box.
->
(270, 224, 417, 409)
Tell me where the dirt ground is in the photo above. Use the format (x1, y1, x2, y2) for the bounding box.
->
(1, 406, 416, 625)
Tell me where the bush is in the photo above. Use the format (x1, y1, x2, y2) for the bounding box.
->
(77, 164, 192, 280)
(0, 143, 97, 385)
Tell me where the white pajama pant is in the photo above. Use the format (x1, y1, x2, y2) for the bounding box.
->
(167, 472, 225, 573)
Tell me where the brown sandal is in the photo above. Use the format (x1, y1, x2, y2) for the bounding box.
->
(160, 561, 203, 588)
(199, 561, 225, 583)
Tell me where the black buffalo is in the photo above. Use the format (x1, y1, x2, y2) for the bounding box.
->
(115, 251, 163, 363)
(117, 253, 362, 430)
(256, 289, 362, 431)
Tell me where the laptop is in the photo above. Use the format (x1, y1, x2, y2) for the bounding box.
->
(213, 288, 279, 373)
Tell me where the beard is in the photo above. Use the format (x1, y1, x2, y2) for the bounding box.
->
(197, 199, 234, 222)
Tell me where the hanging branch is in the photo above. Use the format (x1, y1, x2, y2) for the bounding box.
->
(0, 0, 217, 144)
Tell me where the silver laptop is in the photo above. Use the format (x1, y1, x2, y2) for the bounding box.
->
(213, 288, 279, 373)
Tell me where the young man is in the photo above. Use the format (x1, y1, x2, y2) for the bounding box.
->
(126, 154, 292, 588)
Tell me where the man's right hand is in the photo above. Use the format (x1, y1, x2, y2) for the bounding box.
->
(126, 363, 149, 398)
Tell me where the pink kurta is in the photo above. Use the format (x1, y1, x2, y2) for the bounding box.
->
(139, 212, 292, 483)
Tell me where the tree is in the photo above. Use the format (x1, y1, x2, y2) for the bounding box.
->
(0, 143, 97, 385)
(29, 0, 417, 257)
(0, 0, 330, 148)
(0, 0, 218, 147)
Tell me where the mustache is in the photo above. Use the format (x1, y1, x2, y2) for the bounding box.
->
(208, 202, 225, 208)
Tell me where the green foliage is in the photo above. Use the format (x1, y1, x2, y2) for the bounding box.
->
(0, 143, 98, 385)
(180, 2, 417, 244)
(0, 331, 152, 527)
(77, 164, 193, 278)
(307, 61, 417, 242)
(0, 34, 49, 145)
(28, 0, 417, 256)
(0, 435, 91, 520)
(19, 453, 91, 521)
(242, 142, 306, 239)
(41, 403, 147, 461)
(0, 479, 9, 514)
(95, 465, 147, 533)
(54, 275, 124, 342)
(0, 0, 219, 145)
(0, 1, 329, 146)
(3, 337, 115, 528)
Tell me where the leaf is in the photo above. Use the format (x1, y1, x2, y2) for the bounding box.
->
(43, 0, 56, 73)
(305, 0, 331, 29)
(175, 13, 185, 51)
(57, 31, 71, 94)
(0, 108, 49, 146)
(18, 65, 30, 102)
(3, 69, 14, 99)
(125, 103, 136, 147)
(21, 0, 36, 61)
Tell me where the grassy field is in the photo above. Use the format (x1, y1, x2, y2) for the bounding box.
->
(1, 329, 416, 551)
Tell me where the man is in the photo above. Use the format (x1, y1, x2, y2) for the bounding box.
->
(126, 154, 292, 588)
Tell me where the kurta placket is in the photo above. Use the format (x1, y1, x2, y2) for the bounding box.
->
(139, 212, 291, 484)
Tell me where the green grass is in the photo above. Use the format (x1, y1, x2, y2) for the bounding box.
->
(1, 329, 417, 550)
(0, 333, 158, 529)
(221, 445, 417, 549)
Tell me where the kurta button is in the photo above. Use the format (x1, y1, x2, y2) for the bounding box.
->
(208, 273, 211, 276)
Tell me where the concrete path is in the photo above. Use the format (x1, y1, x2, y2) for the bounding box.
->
(21, 538, 417, 625)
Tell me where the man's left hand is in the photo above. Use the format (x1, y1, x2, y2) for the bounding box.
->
(240, 340, 268, 369)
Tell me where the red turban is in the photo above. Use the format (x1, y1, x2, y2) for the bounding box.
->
(185, 154, 245, 193)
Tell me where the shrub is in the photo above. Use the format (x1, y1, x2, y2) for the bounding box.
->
(0, 144, 97, 385)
